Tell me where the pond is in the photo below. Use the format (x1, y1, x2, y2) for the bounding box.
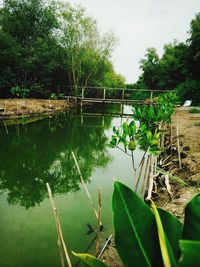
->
(0, 104, 144, 267)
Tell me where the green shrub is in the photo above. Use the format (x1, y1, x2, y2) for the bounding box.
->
(10, 86, 30, 98)
(189, 108, 200, 114)
(176, 80, 200, 105)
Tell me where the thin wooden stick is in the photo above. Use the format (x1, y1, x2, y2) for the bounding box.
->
(72, 152, 100, 222)
(176, 125, 182, 169)
(46, 183, 72, 267)
(97, 234, 113, 259)
(146, 156, 155, 201)
(170, 124, 173, 160)
(135, 156, 145, 192)
(96, 188, 102, 256)
(164, 174, 173, 198)
(141, 155, 150, 196)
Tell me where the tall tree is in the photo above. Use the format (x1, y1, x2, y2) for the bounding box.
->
(57, 2, 116, 95)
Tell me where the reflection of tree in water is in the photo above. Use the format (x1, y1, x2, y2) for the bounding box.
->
(0, 112, 113, 208)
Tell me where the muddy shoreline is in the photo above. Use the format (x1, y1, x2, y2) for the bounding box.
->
(0, 98, 74, 121)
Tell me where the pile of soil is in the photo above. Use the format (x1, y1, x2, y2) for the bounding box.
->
(0, 98, 73, 120)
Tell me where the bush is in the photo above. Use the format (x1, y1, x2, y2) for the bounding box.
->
(176, 80, 200, 105)
(189, 108, 200, 113)
(10, 86, 30, 98)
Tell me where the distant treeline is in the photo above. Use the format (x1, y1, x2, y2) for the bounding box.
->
(127, 12, 200, 105)
(0, 1, 199, 103)
(0, 0, 125, 98)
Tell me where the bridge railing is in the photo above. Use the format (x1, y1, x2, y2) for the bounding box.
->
(67, 86, 173, 102)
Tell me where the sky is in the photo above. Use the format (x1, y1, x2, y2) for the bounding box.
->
(69, 0, 199, 83)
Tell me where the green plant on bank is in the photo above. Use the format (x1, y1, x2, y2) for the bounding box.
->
(50, 92, 66, 100)
(194, 122, 200, 127)
(74, 182, 200, 267)
(188, 108, 200, 114)
(10, 86, 30, 98)
(109, 92, 177, 164)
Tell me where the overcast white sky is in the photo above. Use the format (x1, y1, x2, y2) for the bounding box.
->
(69, 0, 199, 83)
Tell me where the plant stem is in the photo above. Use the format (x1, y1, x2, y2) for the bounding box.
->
(131, 151, 136, 172)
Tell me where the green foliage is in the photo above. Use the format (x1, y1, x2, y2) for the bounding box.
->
(50, 93, 58, 100)
(176, 80, 200, 105)
(10, 86, 30, 98)
(112, 182, 200, 267)
(183, 192, 200, 241)
(188, 108, 200, 114)
(137, 12, 200, 102)
(112, 181, 163, 267)
(179, 240, 200, 267)
(110, 92, 177, 156)
(0, 0, 123, 98)
(74, 183, 200, 267)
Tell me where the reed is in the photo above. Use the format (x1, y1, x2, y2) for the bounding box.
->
(72, 151, 101, 224)
(46, 183, 72, 267)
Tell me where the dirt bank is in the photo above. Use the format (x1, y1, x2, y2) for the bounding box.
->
(0, 98, 73, 120)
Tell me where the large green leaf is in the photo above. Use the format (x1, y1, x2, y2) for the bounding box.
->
(158, 208, 183, 262)
(150, 201, 171, 267)
(179, 240, 200, 267)
(183, 193, 200, 241)
(72, 252, 108, 267)
(112, 181, 163, 267)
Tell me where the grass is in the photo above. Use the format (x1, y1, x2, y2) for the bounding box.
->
(194, 122, 200, 127)
(189, 108, 200, 114)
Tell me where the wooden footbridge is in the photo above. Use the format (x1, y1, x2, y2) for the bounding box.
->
(65, 86, 172, 115)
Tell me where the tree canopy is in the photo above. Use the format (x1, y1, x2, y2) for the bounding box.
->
(0, 0, 125, 98)
(132, 12, 200, 104)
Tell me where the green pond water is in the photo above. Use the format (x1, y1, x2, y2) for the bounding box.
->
(0, 104, 143, 267)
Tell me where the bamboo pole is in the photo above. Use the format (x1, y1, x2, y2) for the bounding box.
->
(72, 152, 100, 223)
(97, 234, 113, 259)
(46, 183, 72, 267)
(176, 124, 182, 169)
(141, 155, 150, 197)
(96, 188, 102, 256)
(145, 156, 155, 201)
(135, 155, 145, 192)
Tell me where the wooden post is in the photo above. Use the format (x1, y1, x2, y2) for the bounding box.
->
(176, 125, 182, 169)
(81, 88, 84, 98)
(150, 91, 153, 102)
(103, 88, 106, 100)
(122, 89, 125, 101)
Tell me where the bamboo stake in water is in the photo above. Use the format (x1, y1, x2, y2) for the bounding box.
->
(46, 183, 72, 267)
(96, 188, 102, 256)
(176, 125, 182, 169)
(72, 152, 100, 222)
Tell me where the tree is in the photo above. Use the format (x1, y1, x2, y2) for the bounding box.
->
(57, 2, 117, 96)
(0, 0, 66, 97)
(158, 41, 189, 90)
(188, 12, 200, 81)
(139, 48, 160, 90)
